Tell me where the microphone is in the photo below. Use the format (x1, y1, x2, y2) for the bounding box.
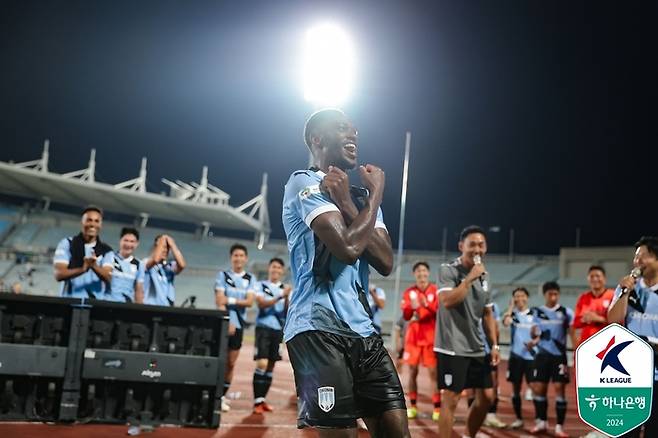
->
(473, 255, 487, 290)
(621, 267, 642, 295)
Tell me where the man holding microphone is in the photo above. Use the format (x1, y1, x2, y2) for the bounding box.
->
(608, 236, 658, 438)
(434, 225, 498, 438)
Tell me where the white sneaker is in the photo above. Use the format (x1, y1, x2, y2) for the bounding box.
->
(531, 420, 547, 433)
(555, 424, 568, 438)
(221, 396, 231, 412)
(356, 418, 368, 430)
(525, 388, 534, 401)
(510, 419, 524, 429)
(483, 413, 507, 428)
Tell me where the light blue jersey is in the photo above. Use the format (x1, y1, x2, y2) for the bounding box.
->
(367, 287, 386, 332)
(531, 304, 574, 356)
(143, 260, 178, 306)
(256, 280, 287, 331)
(281, 168, 387, 342)
(617, 278, 658, 381)
(104, 253, 144, 303)
(215, 270, 257, 329)
(510, 308, 536, 360)
(481, 302, 500, 354)
(54, 237, 113, 299)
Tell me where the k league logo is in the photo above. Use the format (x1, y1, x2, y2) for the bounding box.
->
(318, 386, 335, 412)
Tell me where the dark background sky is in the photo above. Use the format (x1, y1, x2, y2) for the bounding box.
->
(1, 1, 655, 254)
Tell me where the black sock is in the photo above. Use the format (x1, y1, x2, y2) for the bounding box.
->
(263, 371, 273, 399)
(253, 369, 268, 403)
(512, 394, 522, 419)
(488, 397, 498, 413)
(467, 397, 475, 407)
(534, 396, 547, 421)
(556, 398, 567, 425)
(223, 381, 231, 397)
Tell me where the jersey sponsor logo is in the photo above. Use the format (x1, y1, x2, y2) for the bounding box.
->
(629, 311, 658, 322)
(299, 185, 321, 200)
(318, 386, 335, 412)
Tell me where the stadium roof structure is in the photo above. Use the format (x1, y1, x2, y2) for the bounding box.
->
(0, 141, 270, 247)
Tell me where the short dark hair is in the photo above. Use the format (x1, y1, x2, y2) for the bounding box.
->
(459, 225, 486, 242)
(120, 227, 140, 240)
(230, 243, 248, 256)
(82, 205, 103, 217)
(412, 261, 430, 272)
(542, 281, 560, 294)
(635, 236, 658, 258)
(512, 287, 529, 297)
(154, 234, 163, 245)
(269, 257, 285, 267)
(588, 265, 606, 275)
(303, 108, 345, 149)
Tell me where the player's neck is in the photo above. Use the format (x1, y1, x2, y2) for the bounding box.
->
(268, 277, 281, 284)
(644, 271, 658, 287)
(119, 250, 132, 259)
(516, 305, 528, 312)
(591, 287, 606, 296)
(82, 235, 96, 244)
(232, 267, 245, 274)
(416, 281, 429, 290)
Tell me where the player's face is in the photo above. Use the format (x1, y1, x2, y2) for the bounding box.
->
(268, 261, 284, 282)
(231, 249, 248, 271)
(119, 234, 139, 257)
(544, 289, 560, 307)
(634, 245, 658, 275)
(413, 265, 430, 285)
(587, 269, 606, 291)
(81, 211, 102, 240)
(319, 114, 358, 171)
(513, 291, 528, 310)
(458, 233, 487, 266)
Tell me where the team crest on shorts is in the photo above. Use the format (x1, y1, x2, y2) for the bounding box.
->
(444, 374, 452, 386)
(318, 386, 335, 412)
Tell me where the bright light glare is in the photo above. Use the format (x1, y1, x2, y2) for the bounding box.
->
(302, 23, 356, 106)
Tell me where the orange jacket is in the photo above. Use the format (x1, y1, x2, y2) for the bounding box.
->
(401, 283, 438, 347)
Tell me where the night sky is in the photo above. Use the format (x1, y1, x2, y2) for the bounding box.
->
(1, 1, 656, 254)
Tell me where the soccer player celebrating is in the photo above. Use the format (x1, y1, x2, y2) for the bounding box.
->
(400, 261, 440, 421)
(252, 257, 291, 414)
(105, 227, 144, 303)
(435, 226, 499, 438)
(608, 236, 658, 437)
(368, 285, 386, 335)
(54, 206, 113, 298)
(501, 287, 536, 429)
(215, 243, 257, 412)
(282, 109, 409, 437)
(143, 234, 186, 306)
(573, 265, 614, 347)
(527, 281, 575, 437)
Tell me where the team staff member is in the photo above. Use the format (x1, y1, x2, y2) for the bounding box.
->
(527, 281, 575, 438)
(401, 261, 441, 421)
(435, 225, 498, 438)
(501, 287, 536, 429)
(54, 206, 113, 299)
(105, 227, 144, 303)
(143, 234, 186, 306)
(608, 236, 658, 438)
(215, 243, 257, 412)
(282, 109, 409, 436)
(573, 265, 614, 346)
(252, 257, 291, 414)
(368, 285, 386, 334)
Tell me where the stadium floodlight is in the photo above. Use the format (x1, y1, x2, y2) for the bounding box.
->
(302, 23, 355, 106)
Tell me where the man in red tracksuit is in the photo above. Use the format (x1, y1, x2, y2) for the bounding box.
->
(401, 261, 441, 421)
